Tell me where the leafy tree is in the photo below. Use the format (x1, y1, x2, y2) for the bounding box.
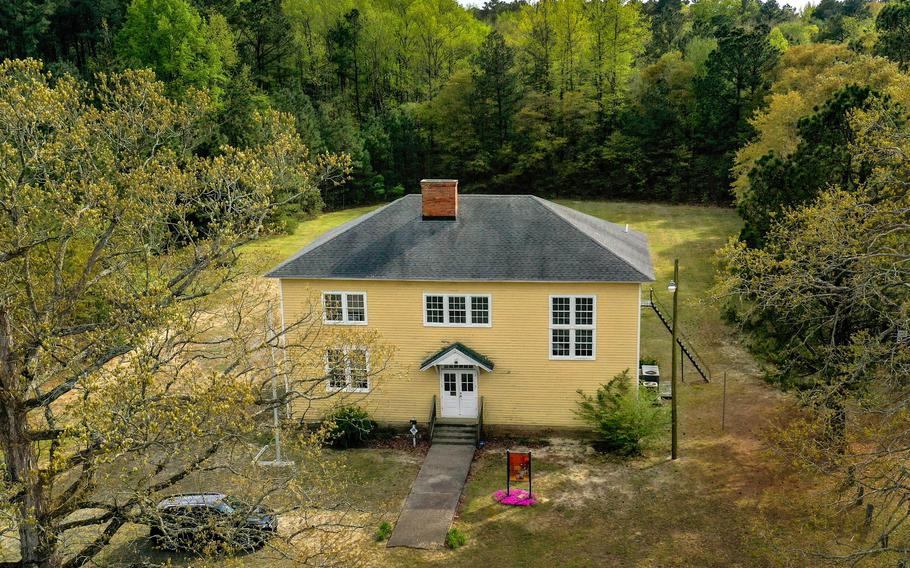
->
(812, 0, 871, 43)
(472, 30, 519, 152)
(116, 0, 230, 95)
(475, 0, 526, 23)
(874, 0, 910, 70)
(327, 9, 364, 120)
(644, 0, 687, 60)
(415, 69, 482, 181)
(692, 23, 779, 201)
(0, 0, 127, 72)
(733, 44, 910, 205)
(690, 0, 744, 35)
(513, 0, 557, 93)
(684, 35, 718, 75)
(0, 59, 366, 568)
(774, 19, 819, 45)
(768, 26, 789, 51)
(618, 52, 696, 201)
(738, 85, 876, 247)
(0, 1, 52, 61)
(407, 0, 487, 100)
(587, 0, 650, 130)
(198, 0, 294, 90)
(757, 0, 795, 27)
(718, 101, 910, 563)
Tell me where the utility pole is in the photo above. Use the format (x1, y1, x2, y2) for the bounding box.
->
(669, 259, 679, 460)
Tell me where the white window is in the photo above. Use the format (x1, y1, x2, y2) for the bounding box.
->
(325, 347, 370, 392)
(423, 294, 492, 327)
(322, 292, 367, 325)
(549, 295, 596, 360)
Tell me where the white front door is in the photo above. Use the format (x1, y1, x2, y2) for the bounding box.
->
(440, 368, 478, 418)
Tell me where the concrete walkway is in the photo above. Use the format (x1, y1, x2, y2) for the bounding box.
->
(387, 444, 475, 549)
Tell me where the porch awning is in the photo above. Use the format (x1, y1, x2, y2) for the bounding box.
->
(419, 342, 494, 373)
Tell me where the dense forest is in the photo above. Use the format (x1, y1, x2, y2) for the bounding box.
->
(2, 0, 908, 215)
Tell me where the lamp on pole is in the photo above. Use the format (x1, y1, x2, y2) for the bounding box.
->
(668, 259, 679, 460)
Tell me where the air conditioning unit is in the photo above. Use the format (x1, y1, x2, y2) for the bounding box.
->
(641, 364, 671, 399)
(640, 364, 660, 389)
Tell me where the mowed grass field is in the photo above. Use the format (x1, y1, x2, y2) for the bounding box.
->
(4, 200, 851, 567)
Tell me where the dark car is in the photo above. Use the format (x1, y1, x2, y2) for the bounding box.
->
(148, 493, 277, 551)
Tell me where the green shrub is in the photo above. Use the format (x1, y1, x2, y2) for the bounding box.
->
(639, 355, 658, 366)
(445, 527, 466, 549)
(374, 521, 393, 542)
(324, 405, 375, 449)
(574, 370, 669, 457)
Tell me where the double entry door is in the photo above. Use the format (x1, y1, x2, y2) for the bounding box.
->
(440, 368, 478, 418)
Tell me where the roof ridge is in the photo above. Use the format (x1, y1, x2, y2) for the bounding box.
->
(263, 197, 406, 277)
(528, 196, 652, 281)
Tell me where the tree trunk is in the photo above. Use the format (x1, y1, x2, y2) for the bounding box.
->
(0, 406, 58, 567)
(0, 306, 58, 567)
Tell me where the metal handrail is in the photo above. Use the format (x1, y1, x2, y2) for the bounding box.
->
(648, 288, 712, 382)
(428, 395, 437, 442)
(476, 396, 484, 448)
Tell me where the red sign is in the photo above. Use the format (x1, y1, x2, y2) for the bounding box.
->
(508, 451, 531, 482)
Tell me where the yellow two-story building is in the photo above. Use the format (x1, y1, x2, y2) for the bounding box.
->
(267, 179, 654, 434)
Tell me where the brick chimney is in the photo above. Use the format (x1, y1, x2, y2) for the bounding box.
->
(421, 179, 458, 219)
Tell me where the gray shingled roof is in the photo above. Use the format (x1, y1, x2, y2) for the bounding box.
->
(266, 195, 654, 282)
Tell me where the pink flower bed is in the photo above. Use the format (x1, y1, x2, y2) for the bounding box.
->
(493, 488, 536, 506)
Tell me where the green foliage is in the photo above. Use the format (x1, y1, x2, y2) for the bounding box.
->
(875, 0, 910, 69)
(0, 58, 359, 566)
(644, 0, 687, 60)
(324, 405, 376, 449)
(717, 105, 910, 559)
(116, 0, 230, 96)
(691, 23, 780, 202)
(738, 85, 877, 247)
(446, 527, 467, 549)
(472, 30, 519, 153)
(575, 370, 669, 457)
(775, 20, 819, 45)
(2, 0, 897, 210)
(811, 0, 871, 43)
(639, 356, 658, 366)
(375, 521, 393, 542)
(684, 36, 718, 75)
(768, 27, 790, 51)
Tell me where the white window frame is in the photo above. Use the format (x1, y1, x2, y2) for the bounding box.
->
(549, 295, 597, 360)
(322, 291, 368, 325)
(422, 293, 492, 327)
(325, 346, 371, 393)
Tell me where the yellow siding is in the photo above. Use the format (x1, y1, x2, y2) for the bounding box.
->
(280, 279, 642, 429)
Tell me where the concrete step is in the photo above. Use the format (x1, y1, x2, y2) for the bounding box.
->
(433, 426, 477, 434)
(433, 428, 477, 437)
(432, 437, 476, 446)
(434, 432, 475, 441)
(434, 421, 477, 429)
(432, 424, 477, 447)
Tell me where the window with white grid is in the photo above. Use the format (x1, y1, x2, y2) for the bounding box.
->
(423, 294, 492, 327)
(549, 295, 596, 360)
(322, 292, 368, 325)
(325, 347, 370, 392)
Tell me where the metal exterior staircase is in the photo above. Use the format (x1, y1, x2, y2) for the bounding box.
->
(642, 288, 711, 383)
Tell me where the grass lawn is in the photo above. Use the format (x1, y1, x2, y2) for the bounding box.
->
(241, 205, 381, 275)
